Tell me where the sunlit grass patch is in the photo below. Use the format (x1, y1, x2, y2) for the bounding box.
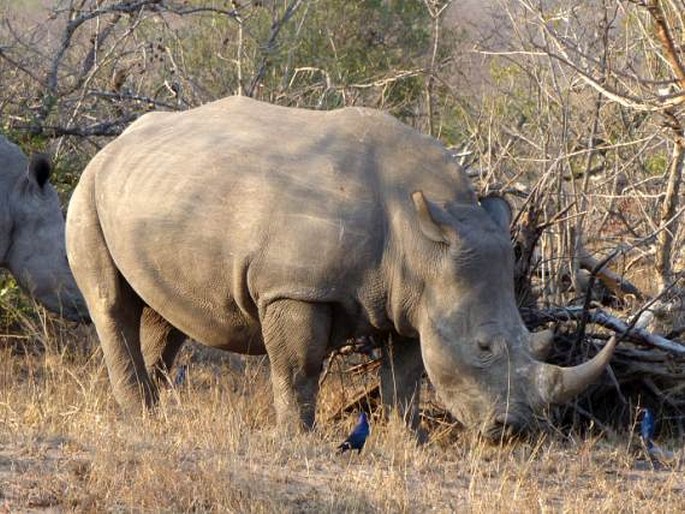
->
(1, 321, 684, 512)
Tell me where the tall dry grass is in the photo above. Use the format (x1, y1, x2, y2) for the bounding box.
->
(1, 313, 684, 513)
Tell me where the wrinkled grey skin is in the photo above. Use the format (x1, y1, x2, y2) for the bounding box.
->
(66, 97, 614, 437)
(0, 135, 88, 321)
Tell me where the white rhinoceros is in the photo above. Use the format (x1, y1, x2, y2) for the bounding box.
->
(65, 96, 615, 437)
(0, 135, 88, 321)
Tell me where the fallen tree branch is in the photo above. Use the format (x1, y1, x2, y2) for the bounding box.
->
(577, 246, 644, 301)
(522, 305, 685, 356)
(575, 248, 625, 345)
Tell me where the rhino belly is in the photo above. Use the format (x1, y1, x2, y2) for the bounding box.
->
(114, 247, 266, 355)
(92, 124, 385, 355)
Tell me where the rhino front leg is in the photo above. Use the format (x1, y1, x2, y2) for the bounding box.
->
(140, 306, 186, 384)
(380, 334, 424, 431)
(261, 300, 330, 430)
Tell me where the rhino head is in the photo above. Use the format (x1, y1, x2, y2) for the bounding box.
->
(409, 191, 615, 438)
(0, 142, 88, 322)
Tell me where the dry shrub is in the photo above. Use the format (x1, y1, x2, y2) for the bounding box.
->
(501, 184, 685, 439)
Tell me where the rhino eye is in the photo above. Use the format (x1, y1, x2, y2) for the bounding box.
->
(477, 340, 493, 354)
(477, 339, 505, 364)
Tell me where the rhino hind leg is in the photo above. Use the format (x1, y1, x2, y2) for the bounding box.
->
(261, 299, 331, 430)
(66, 173, 156, 413)
(140, 306, 186, 384)
(77, 260, 155, 413)
(380, 334, 424, 432)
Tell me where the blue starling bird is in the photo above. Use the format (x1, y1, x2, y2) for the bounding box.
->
(640, 408, 656, 449)
(337, 412, 370, 454)
(640, 408, 677, 466)
(173, 364, 187, 387)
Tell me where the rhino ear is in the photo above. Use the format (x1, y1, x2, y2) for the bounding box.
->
(412, 191, 449, 245)
(27, 153, 52, 188)
(480, 195, 512, 232)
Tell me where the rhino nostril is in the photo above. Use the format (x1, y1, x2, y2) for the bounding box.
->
(494, 413, 526, 436)
(494, 413, 509, 425)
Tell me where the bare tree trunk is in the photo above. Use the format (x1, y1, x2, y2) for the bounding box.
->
(422, 0, 452, 137)
(655, 136, 684, 289)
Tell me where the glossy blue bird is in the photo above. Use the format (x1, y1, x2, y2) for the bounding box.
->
(174, 364, 187, 387)
(640, 408, 656, 449)
(337, 412, 370, 454)
(640, 408, 678, 466)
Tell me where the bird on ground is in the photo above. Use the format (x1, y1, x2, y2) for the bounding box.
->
(640, 408, 678, 466)
(640, 408, 656, 449)
(174, 364, 188, 387)
(337, 412, 370, 454)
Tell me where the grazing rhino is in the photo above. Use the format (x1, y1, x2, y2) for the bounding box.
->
(0, 135, 88, 321)
(65, 96, 615, 437)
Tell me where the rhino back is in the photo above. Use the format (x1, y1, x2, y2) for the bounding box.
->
(88, 97, 474, 347)
(1, 136, 25, 255)
(0, 135, 28, 196)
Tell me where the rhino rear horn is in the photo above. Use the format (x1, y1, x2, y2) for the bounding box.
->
(480, 195, 512, 231)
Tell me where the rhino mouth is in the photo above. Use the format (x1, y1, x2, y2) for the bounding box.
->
(34, 292, 91, 323)
(481, 408, 532, 441)
(62, 306, 92, 324)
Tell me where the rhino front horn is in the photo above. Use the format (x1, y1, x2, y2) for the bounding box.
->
(535, 336, 617, 405)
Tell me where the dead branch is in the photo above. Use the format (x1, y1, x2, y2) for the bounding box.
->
(422, 0, 453, 137)
(522, 305, 685, 355)
(645, 0, 685, 90)
(17, 115, 139, 138)
(654, 134, 684, 288)
(577, 246, 644, 301)
(245, 0, 304, 97)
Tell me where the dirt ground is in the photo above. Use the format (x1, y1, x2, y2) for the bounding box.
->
(1, 338, 685, 513)
(1, 432, 683, 513)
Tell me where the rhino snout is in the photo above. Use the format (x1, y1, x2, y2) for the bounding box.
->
(483, 409, 532, 441)
(61, 300, 91, 323)
(27, 274, 90, 323)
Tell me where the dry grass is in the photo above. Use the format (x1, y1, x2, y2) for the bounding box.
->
(1, 322, 685, 513)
